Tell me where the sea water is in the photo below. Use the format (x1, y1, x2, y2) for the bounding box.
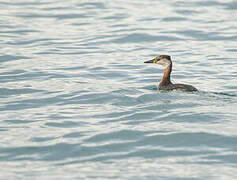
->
(0, 0, 237, 179)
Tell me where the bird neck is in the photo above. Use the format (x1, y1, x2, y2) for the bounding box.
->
(160, 63, 172, 85)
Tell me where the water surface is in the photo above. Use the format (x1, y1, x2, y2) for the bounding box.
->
(0, 0, 237, 179)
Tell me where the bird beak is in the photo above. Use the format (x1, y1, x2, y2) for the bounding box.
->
(144, 59, 155, 63)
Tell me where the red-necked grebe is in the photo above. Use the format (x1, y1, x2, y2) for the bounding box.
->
(144, 55, 198, 92)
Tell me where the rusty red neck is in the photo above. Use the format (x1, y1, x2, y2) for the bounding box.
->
(160, 63, 172, 86)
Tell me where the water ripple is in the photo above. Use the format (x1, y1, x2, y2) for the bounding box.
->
(1, 0, 237, 179)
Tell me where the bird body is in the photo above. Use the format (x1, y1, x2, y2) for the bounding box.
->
(144, 55, 198, 92)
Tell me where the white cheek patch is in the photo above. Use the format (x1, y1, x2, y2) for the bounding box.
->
(163, 61, 170, 68)
(158, 60, 170, 68)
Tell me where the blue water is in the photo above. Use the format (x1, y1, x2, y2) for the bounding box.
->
(1, 0, 237, 179)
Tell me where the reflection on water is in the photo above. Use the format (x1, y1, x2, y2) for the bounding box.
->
(0, 0, 237, 179)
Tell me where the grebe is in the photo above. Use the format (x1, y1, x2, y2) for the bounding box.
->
(144, 55, 198, 92)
